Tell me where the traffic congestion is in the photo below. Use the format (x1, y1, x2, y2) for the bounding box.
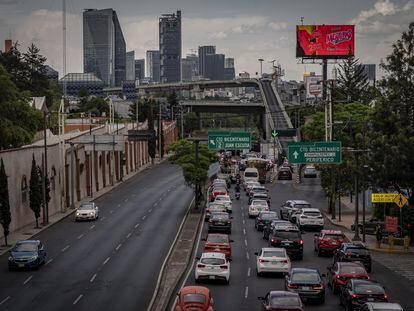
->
(178, 151, 405, 311)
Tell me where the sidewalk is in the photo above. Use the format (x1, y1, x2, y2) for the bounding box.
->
(0, 158, 166, 256)
(323, 196, 414, 255)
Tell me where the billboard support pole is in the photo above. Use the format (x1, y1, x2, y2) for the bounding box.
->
(322, 59, 328, 101)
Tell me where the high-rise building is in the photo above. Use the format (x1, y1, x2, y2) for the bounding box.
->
(146, 50, 160, 82)
(224, 57, 235, 80)
(126, 51, 135, 81)
(83, 8, 126, 86)
(205, 53, 225, 80)
(361, 64, 376, 85)
(198, 46, 215, 78)
(225, 58, 234, 69)
(181, 53, 199, 81)
(134, 59, 145, 81)
(159, 10, 182, 83)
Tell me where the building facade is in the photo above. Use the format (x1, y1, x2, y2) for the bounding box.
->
(59, 73, 104, 97)
(83, 8, 126, 87)
(125, 51, 135, 81)
(159, 10, 182, 83)
(134, 59, 145, 82)
(205, 53, 225, 80)
(198, 46, 216, 78)
(361, 64, 376, 85)
(146, 50, 160, 83)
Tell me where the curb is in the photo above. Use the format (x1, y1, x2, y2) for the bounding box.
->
(322, 211, 349, 231)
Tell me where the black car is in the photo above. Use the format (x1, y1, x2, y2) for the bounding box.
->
(269, 224, 303, 260)
(263, 220, 290, 240)
(208, 212, 232, 233)
(333, 242, 372, 273)
(278, 167, 292, 180)
(340, 279, 388, 310)
(285, 268, 326, 304)
(255, 211, 279, 231)
(249, 192, 271, 205)
(258, 291, 304, 311)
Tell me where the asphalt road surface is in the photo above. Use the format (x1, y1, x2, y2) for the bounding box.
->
(0, 162, 193, 311)
(185, 176, 414, 310)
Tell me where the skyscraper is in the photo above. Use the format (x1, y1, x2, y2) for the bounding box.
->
(224, 57, 235, 80)
(159, 10, 182, 83)
(134, 59, 145, 81)
(361, 64, 376, 85)
(198, 46, 216, 78)
(146, 50, 160, 82)
(126, 51, 135, 81)
(181, 53, 199, 81)
(205, 53, 225, 80)
(83, 8, 126, 87)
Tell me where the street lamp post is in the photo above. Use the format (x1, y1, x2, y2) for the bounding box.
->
(43, 111, 49, 224)
(258, 58, 264, 77)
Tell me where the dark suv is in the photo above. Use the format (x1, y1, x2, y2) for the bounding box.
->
(255, 211, 278, 231)
(268, 224, 304, 260)
(208, 212, 232, 234)
(333, 242, 372, 273)
(280, 200, 312, 221)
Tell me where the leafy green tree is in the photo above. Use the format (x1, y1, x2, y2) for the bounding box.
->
(147, 100, 156, 161)
(23, 43, 48, 96)
(0, 159, 11, 246)
(184, 112, 199, 135)
(0, 42, 29, 91)
(129, 97, 155, 122)
(29, 155, 42, 228)
(167, 91, 178, 109)
(160, 119, 165, 159)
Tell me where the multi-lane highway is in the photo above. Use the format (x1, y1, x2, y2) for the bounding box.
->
(0, 163, 193, 311)
(184, 176, 414, 310)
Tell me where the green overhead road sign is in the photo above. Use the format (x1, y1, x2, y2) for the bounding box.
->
(288, 141, 342, 164)
(271, 129, 278, 137)
(208, 131, 251, 150)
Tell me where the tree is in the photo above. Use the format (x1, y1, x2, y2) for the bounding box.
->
(184, 112, 199, 135)
(129, 97, 154, 122)
(160, 120, 165, 158)
(29, 155, 42, 228)
(23, 43, 48, 96)
(0, 159, 11, 246)
(147, 100, 156, 161)
(167, 91, 178, 113)
(0, 42, 29, 91)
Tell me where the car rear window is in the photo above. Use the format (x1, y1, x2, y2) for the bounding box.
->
(201, 258, 225, 265)
(340, 266, 366, 274)
(262, 250, 286, 258)
(211, 213, 229, 220)
(14, 243, 37, 252)
(304, 211, 321, 217)
(270, 296, 301, 307)
(354, 284, 384, 295)
(275, 231, 301, 239)
(252, 200, 268, 206)
(183, 293, 206, 304)
(324, 234, 344, 240)
(207, 235, 228, 244)
(348, 248, 369, 255)
(294, 204, 311, 208)
(260, 213, 278, 219)
(245, 172, 258, 177)
(291, 272, 320, 282)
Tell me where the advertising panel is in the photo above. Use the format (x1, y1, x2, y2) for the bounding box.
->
(296, 25, 355, 58)
(304, 75, 323, 99)
(385, 216, 398, 233)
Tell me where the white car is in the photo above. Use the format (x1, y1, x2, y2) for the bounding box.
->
(75, 202, 99, 221)
(195, 252, 230, 284)
(255, 247, 291, 276)
(245, 180, 261, 193)
(296, 208, 324, 230)
(205, 202, 227, 221)
(248, 199, 269, 218)
(214, 195, 232, 213)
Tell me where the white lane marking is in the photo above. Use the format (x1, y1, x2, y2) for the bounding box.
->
(62, 245, 70, 252)
(103, 257, 110, 265)
(134, 223, 140, 228)
(101, 216, 106, 221)
(247, 267, 251, 277)
(246, 252, 250, 260)
(243, 228, 246, 235)
(158, 198, 162, 201)
(0, 296, 10, 305)
(45, 258, 54, 266)
(126, 232, 132, 239)
(242, 219, 245, 225)
(90, 225, 95, 229)
(154, 202, 158, 207)
(115, 244, 122, 251)
(245, 286, 249, 298)
(73, 294, 83, 305)
(23, 275, 33, 285)
(148, 209, 153, 213)
(110, 210, 114, 214)
(77, 234, 84, 240)
(142, 215, 146, 220)
(124, 198, 128, 202)
(90, 274, 97, 283)
(244, 239, 248, 246)
(117, 204, 121, 208)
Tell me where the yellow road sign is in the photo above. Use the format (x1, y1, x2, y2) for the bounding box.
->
(394, 193, 408, 208)
(371, 193, 397, 203)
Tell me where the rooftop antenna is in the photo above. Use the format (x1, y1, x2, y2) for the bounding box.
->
(300, 17, 304, 25)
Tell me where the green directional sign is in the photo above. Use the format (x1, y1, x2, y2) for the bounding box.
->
(271, 129, 278, 137)
(208, 131, 251, 150)
(288, 141, 342, 164)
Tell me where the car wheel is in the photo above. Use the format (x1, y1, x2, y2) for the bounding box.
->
(339, 294, 344, 306)
(319, 296, 325, 304)
(345, 302, 353, 311)
(317, 249, 322, 257)
(225, 278, 230, 285)
(256, 269, 262, 277)
(262, 231, 266, 240)
(332, 285, 339, 295)
(8, 266, 14, 272)
(195, 277, 200, 284)
(367, 266, 372, 273)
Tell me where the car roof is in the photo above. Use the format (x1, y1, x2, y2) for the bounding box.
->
(363, 303, 403, 310)
(321, 230, 343, 235)
(251, 199, 268, 204)
(269, 291, 299, 298)
(343, 242, 367, 249)
(17, 240, 40, 245)
(337, 262, 365, 268)
(207, 233, 229, 239)
(201, 252, 226, 259)
(291, 268, 318, 273)
(274, 223, 299, 231)
(351, 279, 379, 285)
(258, 211, 277, 215)
(301, 208, 320, 212)
(288, 200, 311, 204)
(180, 286, 210, 296)
(261, 247, 286, 252)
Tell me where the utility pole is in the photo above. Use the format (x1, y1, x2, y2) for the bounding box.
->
(258, 58, 264, 77)
(43, 111, 49, 224)
(158, 102, 162, 159)
(180, 107, 184, 139)
(69, 142, 75, 209)
(135, 100, 139, 129)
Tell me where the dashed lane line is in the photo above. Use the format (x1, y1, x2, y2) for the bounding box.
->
(142, 215, 147, 220)
(45, 258, 53, 266)
(246, 252, 250, 260)
(62, 245, 70, 252)
(110, 210, 114, 214)
(115, 244, 122, 251)
(73, 294, 83, 305)
(77, 234, 84, 240)
(134, 223, 140, 228)
(243, 228, 246, 235)
(0, 296, 11, 305)
(101, 216, 106, 221)
(124, 198, 128, 202)
(102, 257, 110, 265)
(247, 267, 251, 277)
(23, 275, 33, 285)
(245, 286, 249, 299)
(244, 239, 248, 247)
(90, 274, 97, 283)
(126, 232, 132, 239)
(90, 225, 95, 229)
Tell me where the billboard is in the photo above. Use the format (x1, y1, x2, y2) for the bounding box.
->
(296, 25, 355, 59)
(304, 75, 323, 99)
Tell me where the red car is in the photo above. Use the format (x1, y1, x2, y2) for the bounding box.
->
(203, 233, 233, 259)
(209, 187, 227, 202)
(314, 230, 345, 256)
(175, 286, 214, 311)
(327, 262, 369, 294)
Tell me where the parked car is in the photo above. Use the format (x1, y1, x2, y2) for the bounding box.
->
(75, 202, 99, 221)
(295, 208, 324, 230)
(208, 212, 232, 234)
(263, 220, 290, 240)
(327, 262, 369, 294)
(248, 199, 270, 218)
(278, 167, 292, 180)
(333, 242, 372, 273)
(258, 291, 304, 311)
(174, 286, 214, 311)
(285, 268, 326, 304)
(360, 302, 403, 311)
(205, 202, 227, 221)
(303, 166, 317, 178)
(269, 223, 304, 260)
(340, 279, 388, 310)
(203, 233, 233, 259)
(8, 240, 46, 271)
(255, 247, 291, 276)
(195, 252, 230, 284)
(280, 200, 311, 221)
(314, 230, 346, 256)
(255, 211, 279, 231)
(214, 195, 232, 213)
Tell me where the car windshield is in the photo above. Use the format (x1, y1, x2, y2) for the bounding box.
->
(215, 196, 230, 202)
(340, 266, 366, 274)
(348, 248, 369, 255)
(183, 293, 206, 304)
(260, 213, 278, 220)
(252, 200, 268, 206)
(291, 271, 320, 282)
(211, 213, 229, 220)
(14, 243, 37, 252)
(254, 195, 267, 199)
(245, 172, 258, 177)
(294, 204, 311, 208)
(78, 204, 94, 210)
(324, 234, 344, 240)
(275, 231, 300, 239)
(270, 296, 301, 307)
(262, 250, 286, 258)
(201, 257, 225, 265)
(207, 235, 228, 244)
(304, 211, 321, 216)
(354, 284, 385, 295)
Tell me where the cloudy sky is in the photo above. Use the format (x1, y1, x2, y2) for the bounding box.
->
(0, 0, 412, 80)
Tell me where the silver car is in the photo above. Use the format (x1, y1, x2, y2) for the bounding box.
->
(75, 203, 99, 221)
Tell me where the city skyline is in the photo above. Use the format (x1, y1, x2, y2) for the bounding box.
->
(0, 0, 412, 80)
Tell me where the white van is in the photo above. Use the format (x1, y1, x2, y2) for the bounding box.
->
(244, 167, 259, 182)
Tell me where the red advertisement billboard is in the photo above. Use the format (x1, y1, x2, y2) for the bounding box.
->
(296, 25, 355, 59)
(385, 216, 398, 233)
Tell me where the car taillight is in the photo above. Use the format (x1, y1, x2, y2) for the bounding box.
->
(281, 260, 288, 264)
(271, 238, 278, 243)
(344, 252, 351, 256)
(197, 264, 206, 268)
(336, 275, 347, 281)
(299, 239, 304, 245)
(313, 283, 324, 289)
(259, 259, 269, 263)
(220, 265, 228, 269)
(226, 221, 231, 224)
(384, 294, 388, 300)
(300, 215, 308, 218)
(351, 294, 363, 299)
(287, 283, 298, 289)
